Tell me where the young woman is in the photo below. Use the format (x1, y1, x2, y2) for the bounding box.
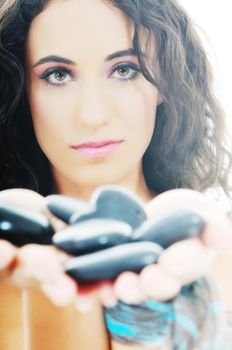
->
(0, 0, 232, 349)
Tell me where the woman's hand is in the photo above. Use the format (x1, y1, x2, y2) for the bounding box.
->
(2, 188, 231, 308)
(98, 189, 232, 350)
(0, 189, 111, 350)
(0, 189, 77, 307)
(98, 188, 232, 306)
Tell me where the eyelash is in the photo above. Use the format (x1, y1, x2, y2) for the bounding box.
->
(39, 62, 142, 88)
(39, 67, 73, 88)
(110, 62, 141, 83)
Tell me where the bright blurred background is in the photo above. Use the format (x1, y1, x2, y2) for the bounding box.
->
(179, 0, 232, 209)
(179, 0, 232, 132)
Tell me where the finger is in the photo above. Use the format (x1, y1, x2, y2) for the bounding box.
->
(41, 274, 78, 307)
(97, 281, 118, 307)
(158, 238, 217, 285)
(139, 264, 181, 301)
(11, 244, 68, 287)
(113, 271, 146, 305)
(0, 239, 17, 277)
(200, 209, 232, 252)
(146, 188, 232, 252)
(210, 252, 232, 311)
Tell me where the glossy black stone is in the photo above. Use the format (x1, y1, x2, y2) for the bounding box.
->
(52, 218, 132, 255)
(0, 201, 54, 246)
(70, 186, 147, 230)
(132, 210, 205, 248)
(65, 241, 163, 283)
(46, 195, 94, 223)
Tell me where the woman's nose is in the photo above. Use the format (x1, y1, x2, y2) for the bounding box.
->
(75, 81, 109, 128)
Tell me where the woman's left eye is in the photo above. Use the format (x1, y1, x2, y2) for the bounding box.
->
(39, 67, 73, 86)
(110, 62, 141, 81)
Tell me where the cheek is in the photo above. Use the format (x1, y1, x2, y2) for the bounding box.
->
(114, 84, 157, 138)
(28, 86, 70, 138)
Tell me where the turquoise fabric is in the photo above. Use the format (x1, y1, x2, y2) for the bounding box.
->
(104, 277, 231, 349)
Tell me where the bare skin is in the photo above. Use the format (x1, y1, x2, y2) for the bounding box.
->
(0, 189, 232, 350)
(0, 190, 110, 350)
(0, 0, 232, 349)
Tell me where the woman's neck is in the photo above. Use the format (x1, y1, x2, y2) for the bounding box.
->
(52, 167, 155, 203)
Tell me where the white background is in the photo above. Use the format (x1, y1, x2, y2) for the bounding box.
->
(178, 1, 232, 209)
(179, 0, 232, 136)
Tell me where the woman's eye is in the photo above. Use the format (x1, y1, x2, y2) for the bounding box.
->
(39, 68, 73, 86)
(111, 62, 141, 81)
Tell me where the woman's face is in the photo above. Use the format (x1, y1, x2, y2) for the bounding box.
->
(26, 0, 160, 197)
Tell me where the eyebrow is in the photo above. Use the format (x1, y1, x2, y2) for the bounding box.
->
(105, 48, 136, 61)
(32, 56, 75, 68)
(32, 49, 137, 68)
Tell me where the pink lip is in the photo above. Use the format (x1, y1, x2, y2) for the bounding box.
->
(71, 140, 123, 159)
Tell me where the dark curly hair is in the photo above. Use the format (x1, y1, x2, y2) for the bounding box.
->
(0, 0, 231, 196)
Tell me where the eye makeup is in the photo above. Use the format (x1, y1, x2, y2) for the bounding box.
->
(109, 61, 142, 82)
(36, 60, 142, 88)
(38, 66, 75, 87)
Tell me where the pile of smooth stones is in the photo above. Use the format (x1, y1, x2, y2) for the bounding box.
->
(0, 185, 205, 285)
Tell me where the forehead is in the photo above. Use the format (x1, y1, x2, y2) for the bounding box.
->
(26, 0, 134, 63)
